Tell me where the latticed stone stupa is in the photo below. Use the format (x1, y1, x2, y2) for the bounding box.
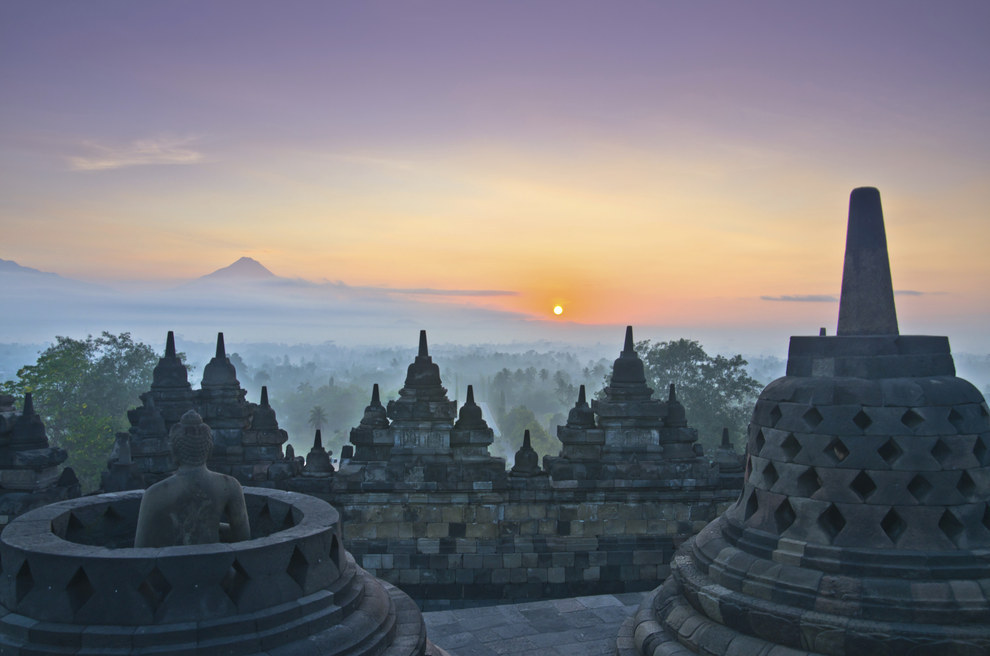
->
(618, 187, 990, 655)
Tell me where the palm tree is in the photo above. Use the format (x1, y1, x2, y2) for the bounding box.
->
(308, 405, 327, 432)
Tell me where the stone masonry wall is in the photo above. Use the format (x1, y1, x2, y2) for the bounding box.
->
(316, 486, 736, 609)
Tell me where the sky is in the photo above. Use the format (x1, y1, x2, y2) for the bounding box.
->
(1, 1, 988, 353)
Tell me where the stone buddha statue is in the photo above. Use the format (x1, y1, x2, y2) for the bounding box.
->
(134, 410, 250, 547)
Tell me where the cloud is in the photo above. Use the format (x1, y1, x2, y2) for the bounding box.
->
(379, 288, 518, 297)
(68, 136, 204, 171)
(895, 289, 946, 296)
(760, 294, 838, 303)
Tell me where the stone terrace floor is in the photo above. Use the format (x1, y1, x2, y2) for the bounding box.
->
(422, 592, 647, 656)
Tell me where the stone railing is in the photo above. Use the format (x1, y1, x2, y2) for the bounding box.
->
(0, 488, 437, 655)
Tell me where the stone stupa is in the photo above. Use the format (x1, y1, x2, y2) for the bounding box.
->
(618, 187, 990, 655)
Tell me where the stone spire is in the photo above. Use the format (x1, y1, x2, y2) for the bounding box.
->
(0, 393, 77, 521)
(249, 386, 278, 430)
(12, 392, 47, 449)
(837, 186, 898, 335)
(510, 430, 543, 477)
(304, 429, 333, 475)
(145, 331, 195, 437)
(360, 384, 389, 429)
(202, 332, 239, 388)
(389, 330, 452, 414)
(152, 330, 189, 391)
(657, 383, 700, 460)
(620, 188, 990, 655)
(607, 326, 651, 399)
(400, 329, 444, 394)
(453, 385, 488, 430)
(450, 384, 498, 461)
(565, 385, 596, 429)
(662, 384, 686, 428)
(348, 384, 392, 462)
(594, 325, 662, 433)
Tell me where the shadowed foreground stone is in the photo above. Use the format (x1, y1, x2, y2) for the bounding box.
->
(617, 188, 990, 655)
(0, 488, 446, 655)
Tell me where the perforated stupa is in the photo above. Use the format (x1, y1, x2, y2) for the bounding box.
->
(618, 187, 990, 655)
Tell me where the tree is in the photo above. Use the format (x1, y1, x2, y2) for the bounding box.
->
(308, 405, 327, 432)
(624, 339, 762, 450)
(0, 332, 158, 491)
(497, 405, 555, 464)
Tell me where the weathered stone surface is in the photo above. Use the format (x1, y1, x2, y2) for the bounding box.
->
(0, 488, 440, 655)
(0, 393, 79, 528)
(618, 188, 990, 655)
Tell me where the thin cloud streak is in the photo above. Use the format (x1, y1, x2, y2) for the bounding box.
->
(68, 136, 204, 171)
(895, 289, 946, 296)
(761, 295, 838, 303)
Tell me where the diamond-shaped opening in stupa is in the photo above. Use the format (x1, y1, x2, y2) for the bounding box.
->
(774, 499, 796, 533)
(803, 407, 824, 428)
(818, 503, 846, 543)
(762, 461, 779, 489)
(824, 438, 850, 463)
(329, 534, 341, 568)
(931, 438, 952, 465)
(908, 474, 933, 503)
(881, 508, 906, 544)
(66, 567, 94, 614)
(15, 560, 33, 604)
(901, 409, 924, 431)
(781, 434, 801, 461)
(973, 436, 988, 467)
(877, 438, 903, 466)
(850, 471, 877, 501)
(852, 409, 873, 431)
(287, 545, 310, 590)
(947, 408, 965, 433)
(754, 430, 766, 455)
(939, 509, 965, 547)
(957, 471, 977, 500)
(795, 467, 821, 497)
(137, 566, 171, 613)
(744, 489, 759, 522)
(221, 559, 250, 606)
(769, 405, 782, 427)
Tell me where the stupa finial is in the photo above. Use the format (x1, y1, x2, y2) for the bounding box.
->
(165, 330, 176, 358)
(418, 330, 429, 358)
(215, 332, 227, 359)
(260, 386, 269, 407)
(623, 325, 635, 353)
(371, 383, 381, 406)
(577, 385, 587, 405)
(836, 187, 898, 336)
(313, 429, 323, 450)
(466, 385, 475, 405)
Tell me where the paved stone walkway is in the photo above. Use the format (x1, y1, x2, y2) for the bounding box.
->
(422, 592, 646, 656)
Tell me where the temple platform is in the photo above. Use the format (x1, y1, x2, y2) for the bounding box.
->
(423, 592, 645, 656)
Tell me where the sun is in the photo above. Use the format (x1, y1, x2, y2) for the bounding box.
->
(553, 305, 563, 316)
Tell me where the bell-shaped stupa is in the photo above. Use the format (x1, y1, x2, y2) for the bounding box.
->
(618, 187, 990, 655)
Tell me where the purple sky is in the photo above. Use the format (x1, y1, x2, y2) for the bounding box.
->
(1, 1, 988, 351)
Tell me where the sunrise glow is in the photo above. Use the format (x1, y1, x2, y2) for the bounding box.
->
(0, 3, 987, 352)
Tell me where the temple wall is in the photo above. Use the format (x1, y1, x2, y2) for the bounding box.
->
(297, 484, 737, 608)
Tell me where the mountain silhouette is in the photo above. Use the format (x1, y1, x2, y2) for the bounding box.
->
(0, 257, 63, 278)
(197, 257, 277, 282)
